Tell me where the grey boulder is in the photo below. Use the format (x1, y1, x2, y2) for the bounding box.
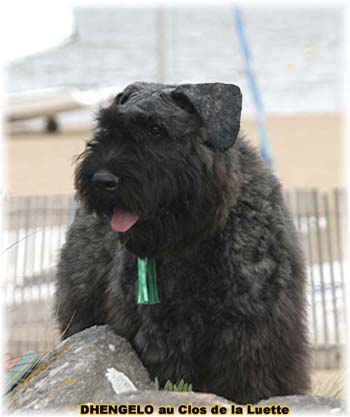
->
(7, 325, 153, 412)
(259, 395, 343, 414)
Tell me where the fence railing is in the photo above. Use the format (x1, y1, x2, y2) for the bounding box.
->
(1, 189, 348, 368)
(285, 189, 348, 368)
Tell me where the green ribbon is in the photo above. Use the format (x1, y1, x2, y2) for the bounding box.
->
(137, 258, 160, 304)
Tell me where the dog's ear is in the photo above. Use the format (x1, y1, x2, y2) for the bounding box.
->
(171, 83, 242, 151)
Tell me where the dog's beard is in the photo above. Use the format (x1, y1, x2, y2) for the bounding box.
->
(118, 203, 218, 258)
(79, 193, 217, 258)
(76, 172, 221, 258)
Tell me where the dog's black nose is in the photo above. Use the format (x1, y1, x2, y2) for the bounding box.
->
(92, 170, 120, 190)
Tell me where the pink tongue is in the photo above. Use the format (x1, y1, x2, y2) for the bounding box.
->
(111, 209, 139, 232)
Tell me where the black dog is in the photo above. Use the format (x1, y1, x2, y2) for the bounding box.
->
(55, 82, 310, 403)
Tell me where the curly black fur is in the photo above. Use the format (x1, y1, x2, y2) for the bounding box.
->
(55, 82, 310, 404)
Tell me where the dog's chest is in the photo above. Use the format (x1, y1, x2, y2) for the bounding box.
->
(117, 246, 238, 353)
(138, 255, 232, 327)
(128, 254, 235, 367)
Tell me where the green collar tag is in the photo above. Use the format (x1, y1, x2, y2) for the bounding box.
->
(137, 258, 160, 304)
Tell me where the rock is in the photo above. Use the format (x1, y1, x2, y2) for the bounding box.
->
(7, 325, 153, 412)
(7, 325, 344, 415)
(111, 390, 231, 407)
(259, 395, 343, 414)
(6, 319, 231, 414)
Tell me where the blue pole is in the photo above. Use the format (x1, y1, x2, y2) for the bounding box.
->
(234, 6, 274, 169)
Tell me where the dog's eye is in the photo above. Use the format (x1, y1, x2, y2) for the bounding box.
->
(149, 124, 162, 136)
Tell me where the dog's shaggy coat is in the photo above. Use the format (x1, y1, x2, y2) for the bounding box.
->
(55, 82, 310, 404)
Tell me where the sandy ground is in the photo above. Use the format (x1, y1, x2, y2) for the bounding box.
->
(4, 112, 346, 197)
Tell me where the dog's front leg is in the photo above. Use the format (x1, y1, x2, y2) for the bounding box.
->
(131, 325, 198, 389)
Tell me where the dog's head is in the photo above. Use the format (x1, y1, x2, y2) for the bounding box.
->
(75, 82, 242, 257)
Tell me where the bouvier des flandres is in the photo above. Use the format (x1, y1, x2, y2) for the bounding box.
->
(55, 82, 310, 403)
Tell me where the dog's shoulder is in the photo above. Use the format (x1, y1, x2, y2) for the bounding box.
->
(225, 135, 300, 257)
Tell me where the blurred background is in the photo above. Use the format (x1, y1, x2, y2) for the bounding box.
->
(1, 0, 348, 399)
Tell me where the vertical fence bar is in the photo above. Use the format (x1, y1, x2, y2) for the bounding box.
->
(46, 195, 55, 353)
(16, 197, 26, 354)
(33, 195, 43, 353)
(284, 190, 291, 211)
(68, 196, 76, 225)
(34, 196, 43, 292)
(5, 198, 14, 352)
(21, 197, 31, 283)
(49, 195, 54, 276)
(28, 196, 35, 353)
(10, 197, 18, 354)
(323, 193, 339, 349)
(312, 189, 330, 367)
(40, 195, 49, 287)
(12, 197, 21, 299)
(334, 190, 345, 309)
(22, 197, 33, 353)
(2, 199, 9, 304)
(58, 196, 66, 249)
(295, 190, 302, 232)
(303, 190, 318, 348)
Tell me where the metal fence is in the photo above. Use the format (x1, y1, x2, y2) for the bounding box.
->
(285, 189, 347, 369)
(1, 190, 348, 368)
